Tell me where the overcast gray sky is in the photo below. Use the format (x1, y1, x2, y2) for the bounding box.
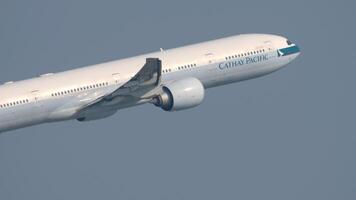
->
(0, 0, 355, 200)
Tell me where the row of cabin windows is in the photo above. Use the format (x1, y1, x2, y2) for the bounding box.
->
(225, 49, 266, 60)
(178, 63, 197, 70)
(162, 69, 172, 73)
(0, 99, 29, 108)
(162, 63, 197, 74)
(51, 82, 109, 97)
(0, 82, 110, 108)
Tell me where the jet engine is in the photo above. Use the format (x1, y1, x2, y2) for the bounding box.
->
(152, 77, 204, 111)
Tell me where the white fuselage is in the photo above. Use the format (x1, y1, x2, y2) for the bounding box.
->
(0, 34, 300, 133)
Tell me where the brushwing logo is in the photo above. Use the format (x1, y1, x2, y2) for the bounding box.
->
(277, 49, 284, 57)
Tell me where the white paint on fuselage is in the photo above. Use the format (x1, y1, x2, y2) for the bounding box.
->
(0, 34, 300, 132)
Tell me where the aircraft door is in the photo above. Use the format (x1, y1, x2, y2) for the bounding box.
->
(30, 90, 45, 111)
(203, 52, 222, 85)
(263, 41, 278, 59)
(204, 52, 216, 65)
(112, 73, 121, 85)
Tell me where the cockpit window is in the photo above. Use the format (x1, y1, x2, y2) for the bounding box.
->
(286, 40, 293, 45)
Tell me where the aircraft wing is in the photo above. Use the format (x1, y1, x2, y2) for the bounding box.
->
(75, 58, 162, 117)
(105, 58, 161, 100)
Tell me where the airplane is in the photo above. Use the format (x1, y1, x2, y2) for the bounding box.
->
(0, 34, 300, 133)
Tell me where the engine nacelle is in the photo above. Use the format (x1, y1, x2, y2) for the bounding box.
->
(153, 77, 205, 111)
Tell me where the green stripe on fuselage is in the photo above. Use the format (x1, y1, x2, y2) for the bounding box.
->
(278, 45, 300, 57)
